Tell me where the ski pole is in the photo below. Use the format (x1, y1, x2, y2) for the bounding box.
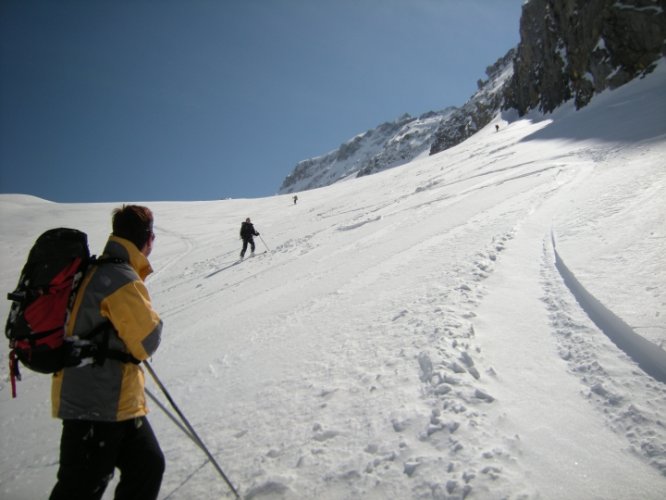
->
(146, 388, 197, 445)
(258, 234, 270, 252)
(143, 361, 240, 498)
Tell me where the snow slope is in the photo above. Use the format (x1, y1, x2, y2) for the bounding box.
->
(1, 62, 665, 500)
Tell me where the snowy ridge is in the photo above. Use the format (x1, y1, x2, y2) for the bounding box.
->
(279, 109, 456, 194)
(1, 61, 665, 499)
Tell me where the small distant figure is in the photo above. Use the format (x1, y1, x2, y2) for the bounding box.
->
(495, 124, 500, 132)
(293, 195, 298, 205)
(239, 217, 259, 259)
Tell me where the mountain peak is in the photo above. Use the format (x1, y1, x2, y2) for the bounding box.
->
(278, 107, 456, 194)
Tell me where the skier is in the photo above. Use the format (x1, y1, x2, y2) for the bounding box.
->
(50, 205, 164, 500)
(293, 195, 298, 205)
(239, 217, 259, 259)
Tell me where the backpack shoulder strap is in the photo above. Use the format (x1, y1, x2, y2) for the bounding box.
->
(72, 256, 138, 366)
(92, 256, 126, 266)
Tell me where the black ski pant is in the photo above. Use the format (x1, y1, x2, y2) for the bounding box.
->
(240, 237, 255, 257)
(50, 416, 164, 500)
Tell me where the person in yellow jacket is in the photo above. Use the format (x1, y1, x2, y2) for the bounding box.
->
(50, 205, 164, 500)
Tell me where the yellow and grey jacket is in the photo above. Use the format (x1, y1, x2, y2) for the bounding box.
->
(52, 235, 162, 421)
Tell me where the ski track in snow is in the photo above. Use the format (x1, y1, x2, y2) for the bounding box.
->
(552, 234, 666, 384)
(150, 167, 554, 499)
(152, 124, 664, 497)
(543, 239, 666, 477)
(221, 230, 525, 500)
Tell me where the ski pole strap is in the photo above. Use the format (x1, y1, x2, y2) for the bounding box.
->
(9, 350, 20, 398)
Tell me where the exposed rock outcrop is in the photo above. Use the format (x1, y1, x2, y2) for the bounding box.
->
(429, 49, 514, 155)
(505, 0, 666, 115)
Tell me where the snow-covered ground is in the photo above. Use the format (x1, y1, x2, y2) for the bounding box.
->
(1, 61, 665, 499)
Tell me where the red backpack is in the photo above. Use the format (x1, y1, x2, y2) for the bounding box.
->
(5, 228, 124, 397)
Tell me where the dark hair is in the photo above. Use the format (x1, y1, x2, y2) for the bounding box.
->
(112, 205, 154, 250)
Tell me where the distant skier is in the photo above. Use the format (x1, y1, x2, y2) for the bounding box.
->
(293, 195, 298, 205)
(239, 217, 259, 259)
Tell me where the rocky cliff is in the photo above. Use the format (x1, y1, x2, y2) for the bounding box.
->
(505, 0, 666, 115)
(429, 49, 515, 155)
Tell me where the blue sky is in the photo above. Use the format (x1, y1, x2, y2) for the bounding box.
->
(0, 0, 523, 203)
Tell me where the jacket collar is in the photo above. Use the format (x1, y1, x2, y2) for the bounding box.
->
(103, 235, 154, 281)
